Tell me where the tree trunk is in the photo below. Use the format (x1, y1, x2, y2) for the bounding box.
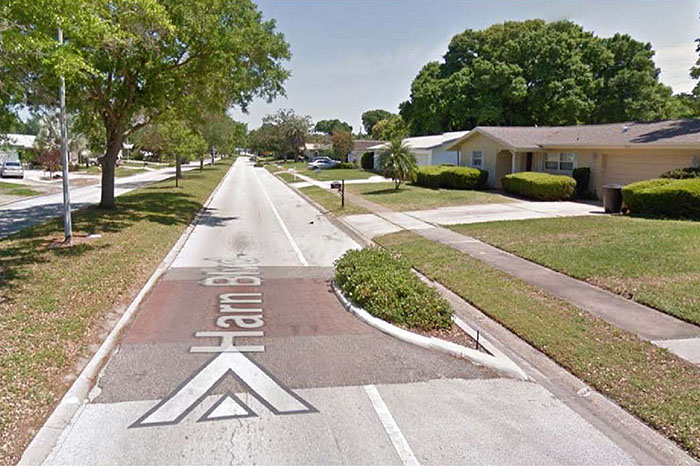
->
(200, 157, 204, 171)
(175, 154, 181, 188)
(99, 130, 124, 209)
(210, 146, 215, 166)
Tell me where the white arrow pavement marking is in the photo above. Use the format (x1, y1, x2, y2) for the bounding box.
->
(364, 384, 420, 466)
(132, 353, 315, 427)
(200, 393, 254, 421)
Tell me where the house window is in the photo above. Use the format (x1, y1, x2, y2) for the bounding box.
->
(545, 153, 576, 171)
(471, 150, 483, 167)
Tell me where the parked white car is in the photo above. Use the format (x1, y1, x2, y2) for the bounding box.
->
(0, 161, 24, 178)
(307, 157, 338, 170)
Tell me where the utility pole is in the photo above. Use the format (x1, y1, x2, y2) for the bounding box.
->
(58, 26, 72, 243)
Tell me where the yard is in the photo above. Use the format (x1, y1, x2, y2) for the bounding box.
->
(346, 182, 512, 211)
(451, 216, 700, 325)
(0, 181, 42, 198)
(273, 161, 376, 181)
(299, 185, 370, 216)
(74, 166, 147, 178)
(377, 230, 700, 459)
(0, 160, 232, 463)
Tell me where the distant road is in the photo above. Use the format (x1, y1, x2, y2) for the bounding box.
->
(0, 161, 215, 238)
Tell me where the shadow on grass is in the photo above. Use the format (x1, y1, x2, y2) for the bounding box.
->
(0, 186, 202, 301)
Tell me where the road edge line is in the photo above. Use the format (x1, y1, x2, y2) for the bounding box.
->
(332, 282, 529, 381)
(18, 160, 236, 466)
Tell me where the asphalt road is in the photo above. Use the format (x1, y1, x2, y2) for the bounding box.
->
(41, 158, 634, 465)
(0, 162, 214, 238)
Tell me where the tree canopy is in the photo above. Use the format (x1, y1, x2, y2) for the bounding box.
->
(249, 109, 311, 160)
(400, 20, 690, 136)
(371, 115, 408, 141)
(314, 119, 352, 135)
(331, 130, 354, 162)
(3, 0, 290, 207)
(361, 109, 395, 134)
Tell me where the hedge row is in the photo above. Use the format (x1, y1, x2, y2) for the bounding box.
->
(660, 167, 700, 179)
(501, 171, 576, 201)
(331, 162, 355, 169)
(414, 166, 488, 190)
(622, 178, 700, 219)
(334, 248, 452, 330)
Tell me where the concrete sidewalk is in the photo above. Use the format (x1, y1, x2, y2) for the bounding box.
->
(341, 189, 700, 365)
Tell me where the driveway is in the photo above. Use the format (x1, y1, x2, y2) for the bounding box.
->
(344, 199, 605, 238)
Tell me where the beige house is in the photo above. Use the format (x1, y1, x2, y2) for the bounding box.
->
(447, 120, 700, 195)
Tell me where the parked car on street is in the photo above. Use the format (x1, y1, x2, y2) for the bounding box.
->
(0, 161, 24, 178)
(307, 157, 338, 170)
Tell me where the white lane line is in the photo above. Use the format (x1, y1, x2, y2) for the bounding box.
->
(363, 385, 420, 466)
(255, 169, 309, 266)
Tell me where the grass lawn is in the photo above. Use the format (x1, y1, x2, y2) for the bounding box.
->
(347, 182, 511, 211)
(273, 161, 375, 181)
(0, 181, 42, 197)
(0, 160, 232, 464)
(451, 216, 700, 326)
(72, 166, 146, 177)
(299, 186, 370, 216)
(377, 230, 700, 458)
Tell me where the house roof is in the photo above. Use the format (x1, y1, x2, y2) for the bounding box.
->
(368, 131, 470, 152)
(1, 133, 37, 149)
(447, 120, 700, 151)
(352, 139, 385, 152)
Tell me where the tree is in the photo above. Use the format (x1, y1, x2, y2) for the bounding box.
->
(248, 123, 284, 156)
(314, 119, 352, 135)
(135, 117, 207, 187)
(379, 139, 417, 190)
(331, 130, 354, 162)
(37, 148, 61, 177)
(198, 112, 247, 168)
(4, 0, 290, 208)
(371, 115, 408, 141)
(361, 109, 394, 134)
(261, 109, 311, 161)
(400, 20, 678, 135)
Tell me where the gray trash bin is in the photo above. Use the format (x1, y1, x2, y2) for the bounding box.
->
(602, 184, 623, 213)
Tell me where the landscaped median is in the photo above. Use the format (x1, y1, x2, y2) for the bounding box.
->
(375, 230, 700, 459)
(0, 159, 233, 464)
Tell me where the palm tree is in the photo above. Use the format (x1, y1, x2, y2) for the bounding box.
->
(379, 138, 417, 190)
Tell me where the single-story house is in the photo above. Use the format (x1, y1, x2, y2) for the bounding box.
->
(368, 131, 469, 169)
(0, 133, 37, 164)
(303, 142, 331, 159)
(447, 120, 700, 195)
(347, 140, 385, 164)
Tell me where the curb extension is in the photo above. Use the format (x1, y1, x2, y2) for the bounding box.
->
(331, 281, 529, 381)
(19, 161, 236, 466)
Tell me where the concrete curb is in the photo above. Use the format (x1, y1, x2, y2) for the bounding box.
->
(18, 161, 236, 466)
(331, 282, 529, 381)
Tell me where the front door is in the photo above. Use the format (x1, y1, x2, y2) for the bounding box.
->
(526, 152, 533, 171)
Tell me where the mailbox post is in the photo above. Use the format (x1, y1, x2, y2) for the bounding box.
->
(330, 180, 345, 209)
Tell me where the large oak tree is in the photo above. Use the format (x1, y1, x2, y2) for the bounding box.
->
(3, 0, 290, 207)
(400, 20, 682, 136)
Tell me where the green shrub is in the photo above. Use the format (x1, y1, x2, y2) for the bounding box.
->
(622, 178, 700, 219)
(332, 162, 355, 169)
(334, 248, 452, 330)
(361, 151, 374, 170)
(572, 167, 591, 196)
(501, 172, 576, 200)
(660, 167, 700, 179)
(414, 166, 488, 190)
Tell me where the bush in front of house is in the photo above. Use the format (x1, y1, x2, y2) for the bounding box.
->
(414, 166, 488, 190)
(501, 171, 576, 201)
(660, 167, 700, 179)
(331, 162, 355, 169)
(334, 247, 452, 330)
(361, 151, 374, 170)
(622, 178, 700, 219)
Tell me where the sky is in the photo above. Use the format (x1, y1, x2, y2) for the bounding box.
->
(230, 0, 700, 133)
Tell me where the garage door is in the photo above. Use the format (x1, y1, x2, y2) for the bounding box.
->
(603, 151, 694, 186)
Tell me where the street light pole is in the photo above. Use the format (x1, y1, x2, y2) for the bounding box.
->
(58, 26, 72, 243)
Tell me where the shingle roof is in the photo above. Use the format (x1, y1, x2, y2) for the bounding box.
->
(1, 133, 37, 149)
(460, 120, 700, 150)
